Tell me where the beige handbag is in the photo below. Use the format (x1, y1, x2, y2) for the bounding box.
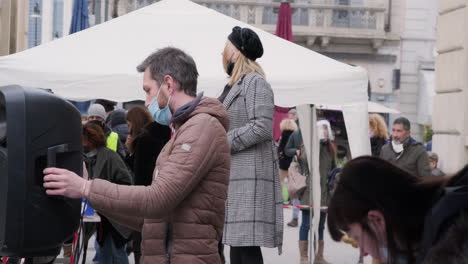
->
(287, 156, 307, 199)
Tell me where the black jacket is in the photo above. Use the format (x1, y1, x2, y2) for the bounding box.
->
(370, 136, 386, 156)
(422, 208, 468, 263)
(278, 130, 294, 170)
(126, 122, 171, 186)
(84, 147, 133, 246)
(285, 129, 303, 158)
(420, 167, 468, 263)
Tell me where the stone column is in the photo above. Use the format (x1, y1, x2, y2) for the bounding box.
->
(434, 0, 468, 173)
(0, 0, 12, 56)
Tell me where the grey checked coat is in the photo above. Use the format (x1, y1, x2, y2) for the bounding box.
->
(222, 72, 284, 250)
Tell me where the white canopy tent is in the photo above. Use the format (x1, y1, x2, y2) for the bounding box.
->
(0, 1, 371, 259)
(0, 0, 370, 156)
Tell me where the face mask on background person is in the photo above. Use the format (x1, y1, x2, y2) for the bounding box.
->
(318, 125, 330, 141)
(148, 84, 172, 126)
(226, 61, 235, 76)
(392, 140, 404, 153)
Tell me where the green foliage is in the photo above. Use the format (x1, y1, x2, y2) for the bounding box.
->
(423, 125, 433, 143)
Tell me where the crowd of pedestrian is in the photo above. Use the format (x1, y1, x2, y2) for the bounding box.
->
(29, 24, 466, 264)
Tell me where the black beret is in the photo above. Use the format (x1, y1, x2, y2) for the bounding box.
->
(228, 26, 264, 61)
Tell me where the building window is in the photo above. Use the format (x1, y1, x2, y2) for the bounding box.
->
(28, 0, 43, 48)
(53, 0, 64, 39)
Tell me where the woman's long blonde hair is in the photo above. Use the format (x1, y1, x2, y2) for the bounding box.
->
(280, 119, 298, 132)
(369, 113, 389, 140)
(223, 40, 265, 86)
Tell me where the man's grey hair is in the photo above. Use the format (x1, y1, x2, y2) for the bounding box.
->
(137, 47, 199, 97)
(393, 117, 411, 131)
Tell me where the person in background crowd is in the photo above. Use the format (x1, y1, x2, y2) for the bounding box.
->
(44, 47, 231, 263)
(107, 109, 130, 145)
(428, 152, 445, 177)
(125, 106, 171, 185)
(124, 106, 171, 264)
(380, 117, 431, 177)
(296, 122, 336, 264)
(335, 145, 349, 168)
(278, 119, 299, 232)
(278, 119, 298, 187)
(95, 99, 117, 118)
(82, 122, 133, 264)
(285, 125, 304, 228)
(82, 114, 88, 126)
(219, 26, 283, 264)
(328, 156, 468, 264)
(87, 103, 128, 160)
(368, 114, 389, 156)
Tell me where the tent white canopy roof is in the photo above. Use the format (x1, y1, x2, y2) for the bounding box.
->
(0, 0, 370, 156)
(0, 0, 367, 105)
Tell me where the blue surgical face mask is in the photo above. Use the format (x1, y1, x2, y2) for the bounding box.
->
(148, 87, 172, 126)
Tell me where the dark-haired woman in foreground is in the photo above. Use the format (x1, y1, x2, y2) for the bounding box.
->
(327, 156, 468, 264)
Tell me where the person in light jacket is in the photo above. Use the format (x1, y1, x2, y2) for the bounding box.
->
(43, 47, 231, 264)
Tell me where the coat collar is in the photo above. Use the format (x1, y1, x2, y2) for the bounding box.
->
(223, 75, 246, 110)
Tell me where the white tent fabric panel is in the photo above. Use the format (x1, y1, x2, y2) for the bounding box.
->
(296, 104, 320, 262)
(342, 102, 372, 157)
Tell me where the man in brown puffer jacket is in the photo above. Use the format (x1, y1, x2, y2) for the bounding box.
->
(43, 47, 231, 264)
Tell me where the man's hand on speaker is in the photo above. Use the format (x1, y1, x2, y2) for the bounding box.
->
(43, 168, 89, 198)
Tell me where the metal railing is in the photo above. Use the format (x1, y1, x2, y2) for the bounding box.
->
(193, 0, 387, 34)
(119, 0, 388, 40)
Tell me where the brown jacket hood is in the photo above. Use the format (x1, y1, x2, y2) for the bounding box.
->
(172, 95, 229, 132)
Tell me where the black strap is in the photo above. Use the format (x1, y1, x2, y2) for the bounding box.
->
(415, 185, 468, 263)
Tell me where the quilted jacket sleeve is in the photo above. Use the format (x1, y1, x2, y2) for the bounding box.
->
(87, 114, 227, 219)
(228, 76, 274, 153)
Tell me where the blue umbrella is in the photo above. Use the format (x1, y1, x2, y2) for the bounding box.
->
(69, 0, 89, 34)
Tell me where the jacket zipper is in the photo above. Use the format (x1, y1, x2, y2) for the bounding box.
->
(165, 221, 174, 263)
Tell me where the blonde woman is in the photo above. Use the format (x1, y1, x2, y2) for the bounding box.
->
(368, 114, 389, 156)
(219, 26, 283, 264)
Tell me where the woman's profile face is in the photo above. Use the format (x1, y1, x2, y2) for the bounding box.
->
(347, 223, 380, 260)
(322, 125, 329, 139)
(127, 121, 132, 131)
(222, 41, 239, 70)
(82, 136, 92, 152)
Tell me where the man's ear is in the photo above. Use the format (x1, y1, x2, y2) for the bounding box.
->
(163, 75, 175, 93)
